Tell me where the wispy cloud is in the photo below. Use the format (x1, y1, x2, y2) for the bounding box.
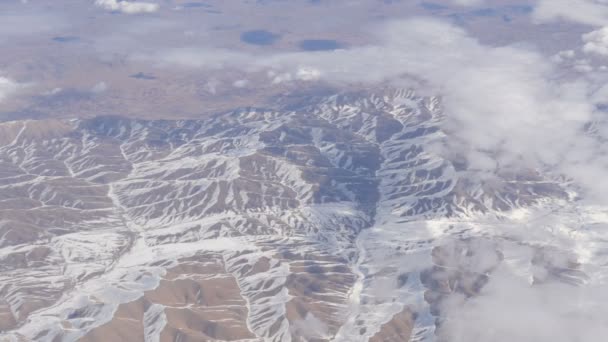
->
(437, 0, 608, 27)
(534, 0, 608, 26)
(95, 0, 159, 14)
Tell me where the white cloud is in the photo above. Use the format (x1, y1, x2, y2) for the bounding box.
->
(95, 0, 159, 14)
(91, 81, 108, 94)
(439, 259, 608, 342)
(232, 79, 249, 88)
(295, 66, 321, 81)
(552, 49, 576, 63)
(204, 79, 219, 94)
(42, 87, 63, 96)
(583, 26, 608, 56)
(0, 77, 22, 103)
(573, 58, 594, 72)
(290, 313, 330, 340)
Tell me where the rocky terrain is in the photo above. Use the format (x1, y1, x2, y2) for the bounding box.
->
(0, 89, 599, 341)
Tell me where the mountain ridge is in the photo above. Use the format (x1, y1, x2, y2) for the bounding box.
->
(0, 89, 578, 341)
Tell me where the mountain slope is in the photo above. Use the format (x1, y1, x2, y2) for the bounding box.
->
(0, 90, 583, 342)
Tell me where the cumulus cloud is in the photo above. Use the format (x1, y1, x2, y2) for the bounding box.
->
(95, 0, 159, 14)
(0, 77, 22, 103)
(91, 81, 108, 94)
(583, 26, 608, 56)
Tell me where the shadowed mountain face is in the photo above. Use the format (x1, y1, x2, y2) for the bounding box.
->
(0, 90, 570, 341)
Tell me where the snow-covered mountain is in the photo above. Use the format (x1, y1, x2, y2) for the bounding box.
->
(0, 89, 601, 342)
